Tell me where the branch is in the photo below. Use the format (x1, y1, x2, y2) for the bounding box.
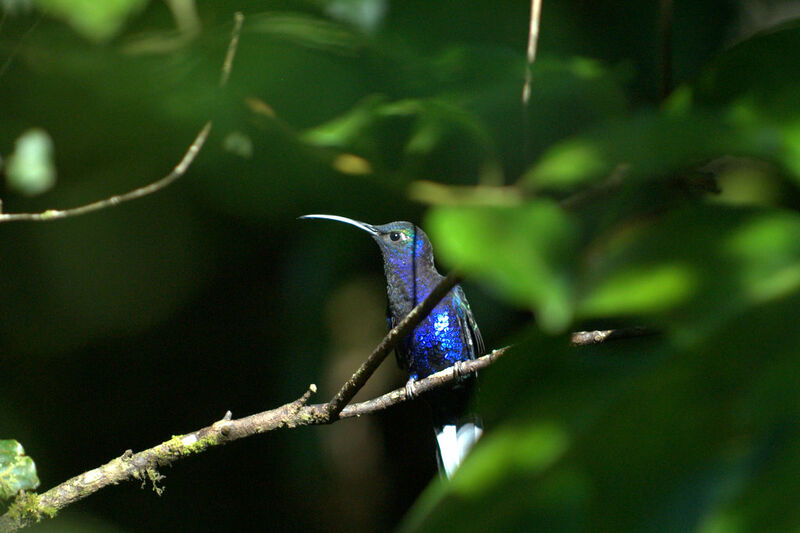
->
(570, 327, 657, 345)
(325, 271, 461, 419)
(521, 0, 542, 107)
(0, 346, 507, 532)
(0, 123, 211, 223)
(0, 321, 649, 531)
(339, 346, 509, 417)
(0, 10, 246, 224)
(521, 0, 542, 163)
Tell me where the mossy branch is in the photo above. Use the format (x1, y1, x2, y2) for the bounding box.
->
(0, 320, 650, 531)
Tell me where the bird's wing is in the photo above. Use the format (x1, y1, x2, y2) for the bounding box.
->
(454, 285, 484, 359)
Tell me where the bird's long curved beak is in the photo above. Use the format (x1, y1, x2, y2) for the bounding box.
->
(299, 214, 379, 236)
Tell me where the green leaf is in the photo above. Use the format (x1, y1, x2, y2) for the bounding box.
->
(407, 288, 800, 531)
(34, 0, 148, 42)
(521, 111, 771, 191)
(425, 203, 579, 333)
(578, 205, 800, 334)
(693, 23, 800, 119)
(401, 422, 582, 533)
(0, 440, 40, 500)
(5, 128, 56, 196)
(690, 24, 800, 180)
(524, 26, 800, 192)
(248, 12, 363, 54)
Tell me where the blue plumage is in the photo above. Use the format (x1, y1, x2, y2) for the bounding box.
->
(300, 214, 483, 478)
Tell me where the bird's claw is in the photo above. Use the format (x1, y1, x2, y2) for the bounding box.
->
(405, 378, 418, 399)
(453, 360, 466, 380)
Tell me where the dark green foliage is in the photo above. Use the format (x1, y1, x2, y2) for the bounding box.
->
(2, 1, 800, 532)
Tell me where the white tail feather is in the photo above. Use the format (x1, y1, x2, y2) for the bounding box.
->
(436, 422, 482, 478)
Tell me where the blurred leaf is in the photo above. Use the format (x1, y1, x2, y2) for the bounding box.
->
(34, 0, 149, 41)
(0, 440, 39, 500)
(1, 0, 34, 14)
(690, 23, 800, 180)
(425, 203, 579, 333)
(407, 286, 800, 531)
(332, 153, 372, 175)
(522, 111, 770, 191)
(401, 422, 583, 533)
(518, 57, 629, 156)
(302, 94, 389, 149)
(222, 130, 254, 159)
(5, 128, 56, 196)
(247, 12, 363, 54)
(524, 25, 800, 192)
(303, 95, 496, 179)
(578, 205, 800, 334)
(693, 22, 800, 118)
(322, 0, 388, 33)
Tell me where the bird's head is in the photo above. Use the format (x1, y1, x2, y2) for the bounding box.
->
(299, 214, 434, 268)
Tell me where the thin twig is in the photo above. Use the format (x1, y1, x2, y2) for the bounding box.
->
(0, 122, 212, 223)
(522, 0, 542, 163)
(326, 271, 462, 419)
(219, 12, 244, 87)
(521, 0, 542, 107)
(0, 10, 247, 224)
(570, 327, 657, 345)
(340, 346, 509, 417)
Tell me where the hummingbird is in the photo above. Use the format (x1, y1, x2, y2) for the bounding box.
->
(300, 214, 484, 478)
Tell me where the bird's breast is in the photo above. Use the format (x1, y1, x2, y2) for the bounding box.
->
(401, 302, 467, 380)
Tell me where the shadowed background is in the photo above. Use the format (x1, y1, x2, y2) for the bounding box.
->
(3, 1, 800, 532)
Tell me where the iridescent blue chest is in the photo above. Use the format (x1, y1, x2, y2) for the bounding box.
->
(401, 293, 471, 379)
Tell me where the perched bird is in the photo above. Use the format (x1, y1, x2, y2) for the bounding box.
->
(300, 214, 484, 478)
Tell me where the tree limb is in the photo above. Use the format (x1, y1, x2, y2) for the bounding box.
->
(0, 318, 649, 531)
(325, 271, 461, 418)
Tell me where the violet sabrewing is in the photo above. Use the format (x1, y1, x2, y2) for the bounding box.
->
(300, 214, 484, 478)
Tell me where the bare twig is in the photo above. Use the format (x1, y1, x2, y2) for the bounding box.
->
(340, 346, 509, 417)
(0, 123, 212, 223)
(571, 327, 657, 345)
(0, 9, 246, 224)
(521, 0, 543, 107)
(220, 12, 244, 87)
(522, 0, 542, 163)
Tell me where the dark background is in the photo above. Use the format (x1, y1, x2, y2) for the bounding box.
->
(3, 1, 800, 532)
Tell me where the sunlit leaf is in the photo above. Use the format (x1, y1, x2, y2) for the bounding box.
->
(34, 0, 148, 41)
(426, 203, 579, 333)
(578, 205, 800, 334)
(409, 286, 800, 531)
(521, 111, 769, 191)
(5, 128, 56, 196)
(0, 440, 40, 500)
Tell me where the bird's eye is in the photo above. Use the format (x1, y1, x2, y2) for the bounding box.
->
(389, 231, 401, 241)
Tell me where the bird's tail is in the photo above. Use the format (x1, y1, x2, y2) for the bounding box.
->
(428, 381, 482, 478)
(435, 417, 483, 478)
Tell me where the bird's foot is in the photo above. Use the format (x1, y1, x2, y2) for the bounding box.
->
(405, 378, 418, 399)
(453, 360, 467, 380)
